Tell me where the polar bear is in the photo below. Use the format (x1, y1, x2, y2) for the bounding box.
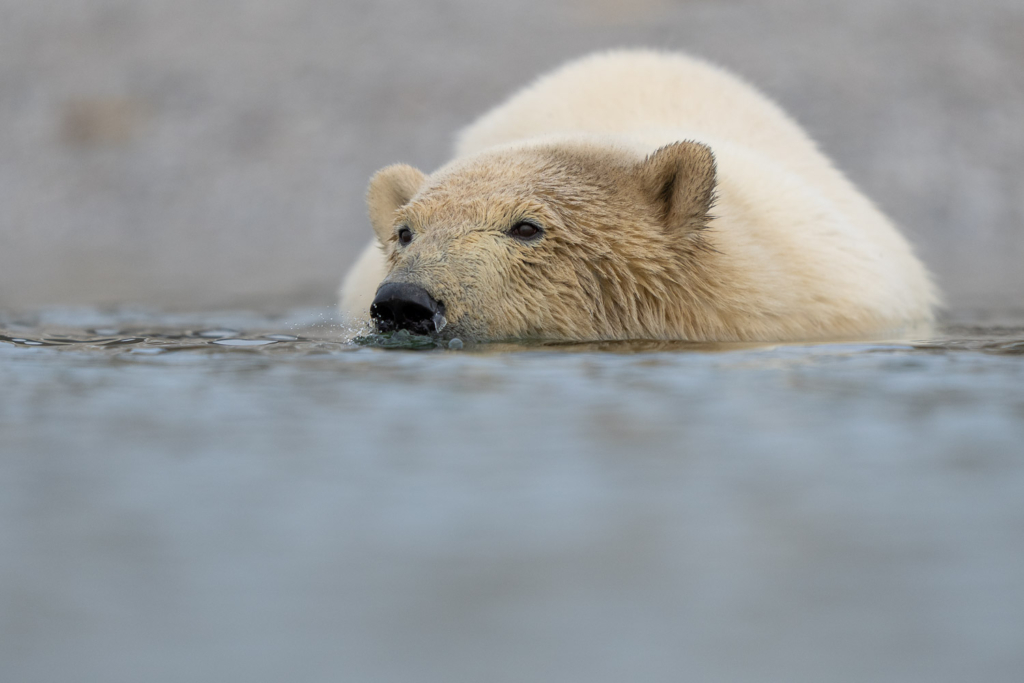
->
(339, 49, 937, 342)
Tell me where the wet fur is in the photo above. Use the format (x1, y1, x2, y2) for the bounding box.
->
(340, 50, 937, 342)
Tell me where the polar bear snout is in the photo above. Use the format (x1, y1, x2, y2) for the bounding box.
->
(370, 283, 446, 335)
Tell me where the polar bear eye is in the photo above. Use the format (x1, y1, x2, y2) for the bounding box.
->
(397, 227, 413, 246)
(509, 221, 543, 241)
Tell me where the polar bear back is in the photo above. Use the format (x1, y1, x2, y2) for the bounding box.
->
(456, 51, 813, 163)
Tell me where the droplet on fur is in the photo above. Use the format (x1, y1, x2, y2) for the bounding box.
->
(432, 312, 447, 333)
(447, 338, 463, 350)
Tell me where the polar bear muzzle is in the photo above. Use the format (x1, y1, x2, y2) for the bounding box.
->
(370, 282, 447, 335)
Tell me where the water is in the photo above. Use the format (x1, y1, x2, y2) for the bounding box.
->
(2, 308, 1023, 683)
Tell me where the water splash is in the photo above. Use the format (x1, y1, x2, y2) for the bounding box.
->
(432, 312, 447, 333)
(352, 329, 440, 350)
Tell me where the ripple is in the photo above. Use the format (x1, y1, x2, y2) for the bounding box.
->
(212, 339, 275, 347)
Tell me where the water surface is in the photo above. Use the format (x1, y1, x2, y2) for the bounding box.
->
(2, 308, 1023, 683)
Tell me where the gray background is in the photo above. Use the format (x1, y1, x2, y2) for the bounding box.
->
(2, 0, 1022, 311)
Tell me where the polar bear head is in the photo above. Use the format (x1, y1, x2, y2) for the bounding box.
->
(365, 140, 717, 341)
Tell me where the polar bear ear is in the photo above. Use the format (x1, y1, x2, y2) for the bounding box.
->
(636, 142, 716, 233)
(366, 164, 426, 243)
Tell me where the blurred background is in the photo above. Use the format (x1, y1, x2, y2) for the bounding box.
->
(1, 0, 1022, 312)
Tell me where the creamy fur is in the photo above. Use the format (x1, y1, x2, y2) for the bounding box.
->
(339, 49, 938, 341)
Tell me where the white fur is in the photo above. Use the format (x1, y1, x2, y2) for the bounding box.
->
(339, 239, 388, 324)
(340, 49, 937, 336)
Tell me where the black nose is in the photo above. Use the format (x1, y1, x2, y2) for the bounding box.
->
(370, 283, 446, 335)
